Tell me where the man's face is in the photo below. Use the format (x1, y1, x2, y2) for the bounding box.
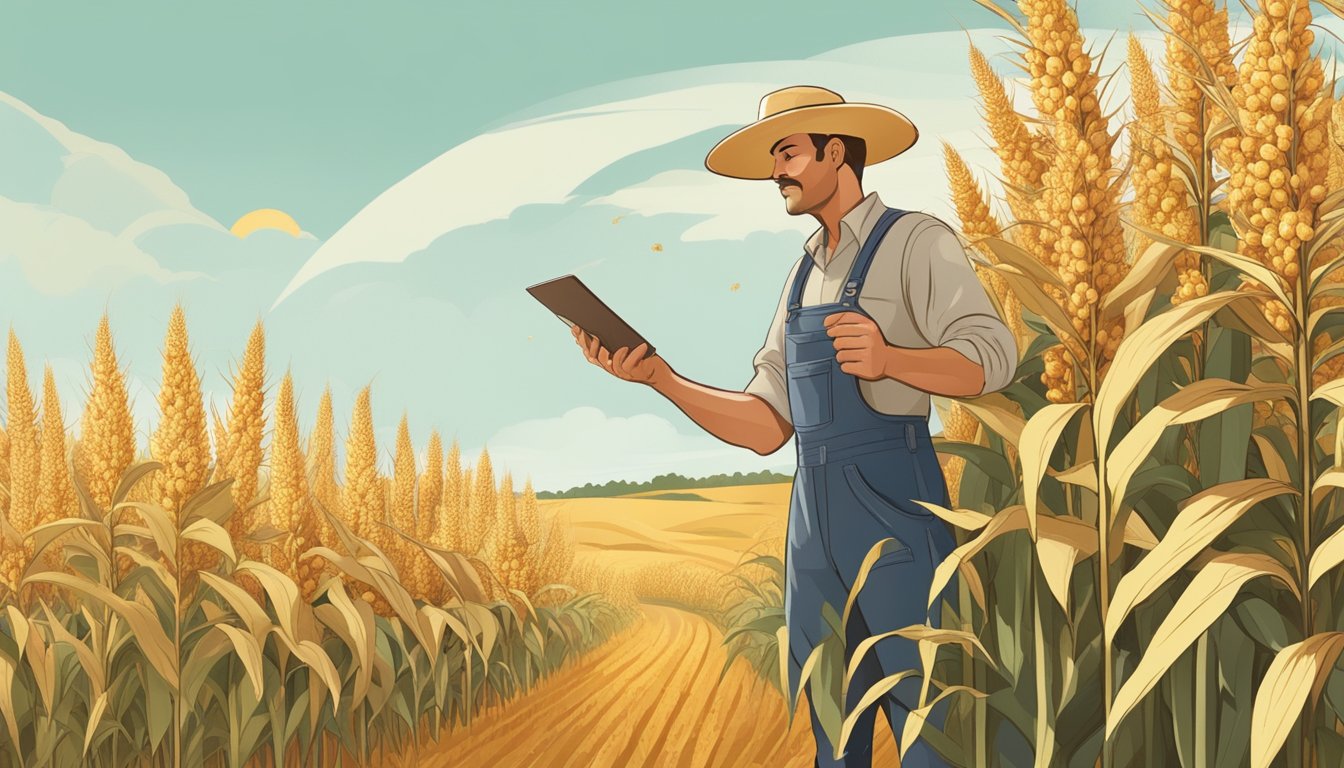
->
(770, 132, 839, 216)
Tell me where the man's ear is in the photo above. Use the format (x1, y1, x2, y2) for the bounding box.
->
(827, 137, 845, 169)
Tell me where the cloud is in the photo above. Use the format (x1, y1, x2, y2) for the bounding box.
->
(273, 26, 1197, 307)
(587, 170, 817, 242)
(271, 81, 770, 308)
(477, 405, 796, 492)
(0, 92, 225, 238)
(0, 197, 206, 295)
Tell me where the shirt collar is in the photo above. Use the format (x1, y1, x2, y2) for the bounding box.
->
(803, 191, 885, 270)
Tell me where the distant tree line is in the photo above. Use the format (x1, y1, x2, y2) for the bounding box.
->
(536, 468, 793, 499)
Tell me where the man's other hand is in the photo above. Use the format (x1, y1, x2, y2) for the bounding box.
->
(573, 326, 667, 386)
(824, 311, 890, 381)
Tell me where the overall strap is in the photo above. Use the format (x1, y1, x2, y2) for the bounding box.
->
(786, 253, 813, 313)
(840, 207, 909, 308)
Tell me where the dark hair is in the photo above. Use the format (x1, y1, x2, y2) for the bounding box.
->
(808, 133, 867, 184)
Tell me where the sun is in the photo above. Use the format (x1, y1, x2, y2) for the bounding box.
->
(231, 208, 302, 238)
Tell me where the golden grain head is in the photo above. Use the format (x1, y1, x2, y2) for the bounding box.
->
(36, 364, 75, 535)
(392, 413, 417, 533)
(6, 329, 40, 533)
(222, 321, 267, 538)
(344, 386, 383, 549)
(968, 42, 1050, 191)
(149, 304, 211, 523)
(77, 313, 136, 511)
(1218, 0, 1327, 331)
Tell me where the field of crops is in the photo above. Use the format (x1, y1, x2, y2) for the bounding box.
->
(420, 604, 887, 767)
(795, 0, 1344, 766)
(0, 309, 637, 766)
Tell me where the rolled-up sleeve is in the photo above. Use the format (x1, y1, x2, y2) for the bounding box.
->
(903, 219, 1017, 396)
(744, 257, 803, 422)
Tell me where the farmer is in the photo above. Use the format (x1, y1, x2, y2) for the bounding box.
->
(570, 85, 1016, 767)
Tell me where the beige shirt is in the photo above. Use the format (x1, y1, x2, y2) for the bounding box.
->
(743, 191, 1017, 423)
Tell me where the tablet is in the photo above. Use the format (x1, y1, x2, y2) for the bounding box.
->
(526, 274, 655, 357)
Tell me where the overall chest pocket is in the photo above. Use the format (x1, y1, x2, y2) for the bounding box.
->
(786, 358, 833, 428)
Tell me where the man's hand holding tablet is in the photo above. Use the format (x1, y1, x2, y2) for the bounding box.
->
(526, 274, 668, 386)
(571, 327, 666, 385)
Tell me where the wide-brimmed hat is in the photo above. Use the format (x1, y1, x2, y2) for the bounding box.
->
(704, 85, 919, 180)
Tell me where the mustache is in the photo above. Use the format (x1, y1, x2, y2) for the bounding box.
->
(776, 178, 801, 189)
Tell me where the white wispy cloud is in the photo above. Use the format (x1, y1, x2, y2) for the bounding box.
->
(271, 27, 1186, 308)
(0, 197, 206, 295)
(0, 92, 225, 238)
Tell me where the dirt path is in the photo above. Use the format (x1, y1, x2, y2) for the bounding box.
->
(417, 603, 901, 767)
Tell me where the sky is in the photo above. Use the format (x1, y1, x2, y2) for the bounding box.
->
(0, 0, 1286, 491)
(0, 1, 1175, 238)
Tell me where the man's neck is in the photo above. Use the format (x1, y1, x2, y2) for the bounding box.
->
(815, 184, 865, 260)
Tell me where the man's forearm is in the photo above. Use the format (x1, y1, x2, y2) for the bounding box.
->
(882, 344, 986, 398)
(645, 365, 786, 455)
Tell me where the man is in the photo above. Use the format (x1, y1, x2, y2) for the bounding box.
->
(570, 85, 1016, 767)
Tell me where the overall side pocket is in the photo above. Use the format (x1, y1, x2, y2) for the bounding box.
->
(841, 463, 917, 568)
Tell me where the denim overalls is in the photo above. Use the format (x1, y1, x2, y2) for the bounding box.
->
(784, 206, 957, 767)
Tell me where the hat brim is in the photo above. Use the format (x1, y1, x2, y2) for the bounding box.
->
(704, 102, 919, 180)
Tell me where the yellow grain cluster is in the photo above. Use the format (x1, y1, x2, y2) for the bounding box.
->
(1218, 0, 1328, 336)
(221, 322, 267, 534)
(419, 430, 443, 540)
(458, 467, 473, 545)
(214, 322, 266, 594)
(491, 472, 535, 611)
(1163, 0, 1238, 303)
(438, 439, 465, 551)
(402, 429, 446, 604)
(342, 386, 394, 617)
(391, 414, 416, 538)
(967, 42, 1052, 263)
(7, 330, 40, 536)
(1128, 35, 1204, 305)
(467, 447, 496, 554)
(518, 476, 541, 547)
(1, 332, 40, 602)
(267, 372, 326, 602)
(1019, 0, 1128, 403)
(942, 141, 1029, 352)
(307, 385, 339, 548)
(35, 366, 75, 576)
(343, 386, 383, 551)
(940, 403, 981, 508)
(389, 416, 416, 589)
(147, 305, 211, 524)
(211, 410, 229, 484)
(1164, 0, 1238, 161)
(75, 314, 136, 512)
(390, 414, 443, 604)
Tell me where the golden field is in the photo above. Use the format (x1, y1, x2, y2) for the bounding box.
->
(420, 483, 909, 768)
(544, 482, 792, 572)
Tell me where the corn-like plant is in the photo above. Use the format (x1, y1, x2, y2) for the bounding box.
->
(0, 310, 633, 767)
(756, 1, 1344, 766)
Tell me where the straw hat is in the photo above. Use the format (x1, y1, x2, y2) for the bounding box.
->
(704, 85, 918, 180)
